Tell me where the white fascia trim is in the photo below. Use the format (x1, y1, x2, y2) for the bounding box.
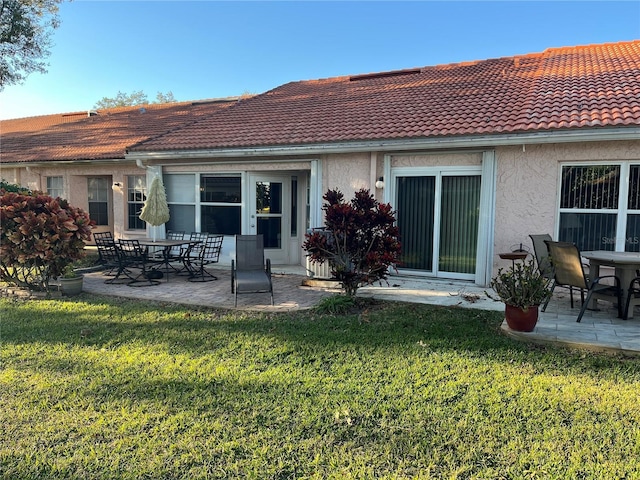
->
(1, 158, 131, 168)
(126, 127, 640, 161)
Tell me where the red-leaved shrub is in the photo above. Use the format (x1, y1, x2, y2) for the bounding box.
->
(0, 189, 94, 293)
(303, 188, 401, 297)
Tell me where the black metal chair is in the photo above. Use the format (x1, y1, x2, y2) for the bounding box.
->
(624, 277, 640, 319)
(544, 240, 623, 321)
(231, 234, 273, 307)
(115, 239, 164, 287)
(175, 232, 210, 275)
(185, 235, 223, 282)
(94, 232, 120, 277)
(164, 230, 186, 272)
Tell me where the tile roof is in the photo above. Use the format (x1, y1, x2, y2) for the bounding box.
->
(1, 40, 638, 164)
(131, 40, 640, 152)
(0, 100, 237, 163)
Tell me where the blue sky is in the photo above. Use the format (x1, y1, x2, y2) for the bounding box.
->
(1, 1, 639, 120)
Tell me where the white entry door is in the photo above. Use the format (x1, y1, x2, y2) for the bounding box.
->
(248, 174, 291, 264)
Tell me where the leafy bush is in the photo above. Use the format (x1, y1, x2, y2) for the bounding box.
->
(487, 258, 553, 309)
(0, 179, 33, 194)
(303, 188, 401, 297)
(313, 294, 358, 315)
(0, 189, 94, 293)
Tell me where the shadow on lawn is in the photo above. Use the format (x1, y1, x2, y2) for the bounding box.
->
(4, 294, 511, 352)
(6, 294, 637, 369)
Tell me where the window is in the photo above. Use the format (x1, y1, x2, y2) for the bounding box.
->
(164, 174, 242, 235)
(165, 174, 195, 232)
(559, 163, 640, 252)
(200, 175, 241, 235)
(46, 176, 64, 198)
(127, 175, 146, 230)
(88, 177, 109, 225)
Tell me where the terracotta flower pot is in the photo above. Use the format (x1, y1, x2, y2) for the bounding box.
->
(504, 304, 539, 332)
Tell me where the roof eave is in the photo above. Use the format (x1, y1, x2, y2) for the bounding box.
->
(0, 157, 133, 168)
(126, 127, 640, 161)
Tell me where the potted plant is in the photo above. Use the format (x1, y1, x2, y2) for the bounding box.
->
(58, 265, 84, 296)
(487, 258, 553, 332)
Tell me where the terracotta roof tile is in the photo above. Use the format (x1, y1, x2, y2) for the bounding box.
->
(0, 100, 237, 163)
(132, 40, 640, 152)
(2, 41, 638, 162)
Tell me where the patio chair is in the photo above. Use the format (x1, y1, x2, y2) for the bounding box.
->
(173, 232, 209, 275)
(185, 235, 223, 282)
(165, 230, 186, 271)
(115, 239, 164, 287)
(529, 234, 554, 279)
(231, 234, 273, 307)
(94, 232, 119, 277)
(624, 277, 640, 320)
(544, 240, 622, 322)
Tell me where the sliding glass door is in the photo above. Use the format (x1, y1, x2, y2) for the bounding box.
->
(395, 170, 481, 279)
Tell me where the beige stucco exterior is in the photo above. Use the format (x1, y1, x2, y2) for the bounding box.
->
(493, 140, 640, 272)
(4, 138, 639, 285)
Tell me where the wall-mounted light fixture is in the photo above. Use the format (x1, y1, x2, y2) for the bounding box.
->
(112, 182, 122, 191)
(375, 177, 385, 189)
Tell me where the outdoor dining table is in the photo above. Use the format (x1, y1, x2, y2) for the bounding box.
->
(582, 250, 640, 320)
(137, 238, 202, 281)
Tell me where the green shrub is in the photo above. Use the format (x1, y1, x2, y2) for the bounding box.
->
(313, 294, 358, 314)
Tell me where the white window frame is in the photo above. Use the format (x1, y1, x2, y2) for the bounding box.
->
(556, 161, 639, 252)
(46, 176, 64, 198)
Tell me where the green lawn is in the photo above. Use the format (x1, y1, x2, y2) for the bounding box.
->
(2, 295, 640, 479)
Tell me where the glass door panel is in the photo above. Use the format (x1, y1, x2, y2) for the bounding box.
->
(396, 173, 481, 279)
(396, 176, 435, 271)
(257, 217, 282, 248)
(439, 176, 480, 274)
(250, 175, 290, 263)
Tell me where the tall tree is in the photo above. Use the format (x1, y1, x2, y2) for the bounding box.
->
(0, 0, 62, 89)
(93, 90, 176, 109)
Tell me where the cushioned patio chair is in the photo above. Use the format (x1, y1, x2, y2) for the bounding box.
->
(544, 240, 622, 321)
(231, 234, 273, 307)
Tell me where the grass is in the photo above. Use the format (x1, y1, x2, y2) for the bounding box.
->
(1, 295, 640, 479)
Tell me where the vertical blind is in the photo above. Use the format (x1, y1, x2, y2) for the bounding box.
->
(396, 176, 435, 271)
(439, 176, 481, 274)
(396, 175, 480, 274)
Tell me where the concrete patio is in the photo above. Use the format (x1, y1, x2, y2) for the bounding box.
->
(76, 266, 640, 356)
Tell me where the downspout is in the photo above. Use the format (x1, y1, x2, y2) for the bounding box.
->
(370, 152, 377, 195)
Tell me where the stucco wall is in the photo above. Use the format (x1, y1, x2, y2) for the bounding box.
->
(493, 140, 640, 271)
(323, 152, 375, 198)
(391, 151, 482, 168)
(7, 162, 145, 239)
